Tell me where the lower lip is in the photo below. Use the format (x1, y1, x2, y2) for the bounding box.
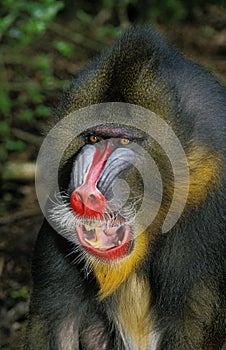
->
(83, 240, 130, 260)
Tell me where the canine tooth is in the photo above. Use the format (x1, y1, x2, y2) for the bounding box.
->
(84, 238, 100, 247)
(118, 240, 122, 245)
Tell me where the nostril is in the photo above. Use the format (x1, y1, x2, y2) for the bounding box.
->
(70, 191, 84, 217)
(70, 188, 107, 219)
(76, 192, 83, 202)
(88, 194, 96, 201)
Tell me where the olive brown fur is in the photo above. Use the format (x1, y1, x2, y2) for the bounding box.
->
(25, 27, 226, 350)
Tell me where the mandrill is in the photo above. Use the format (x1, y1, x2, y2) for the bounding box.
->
(25, 27, 226, 350)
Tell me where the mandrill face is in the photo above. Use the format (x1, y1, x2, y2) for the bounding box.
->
(69, 136, 136, 261)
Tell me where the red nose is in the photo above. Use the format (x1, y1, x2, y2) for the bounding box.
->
(70, 141, 112, 219)
(70, 187, 107, 219)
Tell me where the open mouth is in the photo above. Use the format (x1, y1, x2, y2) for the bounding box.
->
(76, 221, 131, 260)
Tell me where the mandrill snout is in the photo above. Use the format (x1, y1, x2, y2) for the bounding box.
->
(70, 186, 107, 219)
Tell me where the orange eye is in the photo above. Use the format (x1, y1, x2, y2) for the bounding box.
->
(120, 137, 129, 145)
(89, 135, 98, 143)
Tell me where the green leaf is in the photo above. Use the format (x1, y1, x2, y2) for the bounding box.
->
(19, 110, 33, 121)
(6, 139, 26, 152)
(76, 10, 92, 24)
(35, 105, 51, 117)
(0, 90, 11, 115)
(28, 86, 43, 104)
(0, 121, 10, 133)
(0, 13, 16, 38)
(54, 41, 74, 57)
(11, 287, 29, 299)
(3, 192, 13, 202)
